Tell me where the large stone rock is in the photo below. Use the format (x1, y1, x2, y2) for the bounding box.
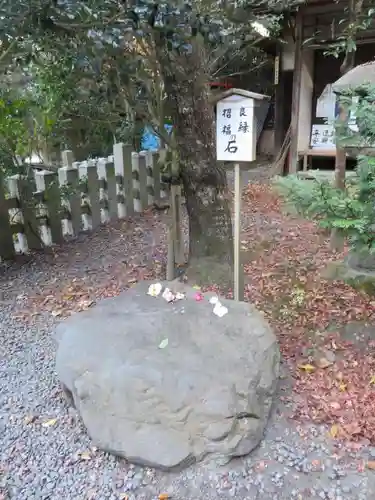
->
(55, 280, 280, 470)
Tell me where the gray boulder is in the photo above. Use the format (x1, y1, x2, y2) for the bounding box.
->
(55, 280, 280, 470)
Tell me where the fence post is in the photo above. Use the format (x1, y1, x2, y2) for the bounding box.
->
(35, 170, 63, 245)
(59, 161, 82, 237)
(104, 158, 118, 221)
(97, 158, 109, 223)
(138, 152, 149, 210)
(10, 176, 42, 251)
(85, 160, 101, 229)
(59, 150, 82, 236)
(7, 176, 27, 253)
(132, 153, 141, 212)
(144, 151, 154, 206)
(62, 150, 74, 169)
(114, 143, 134, 216)
(155, 150, 168, 200)
(151, 151, 162, 203)
(0, 170, 15, 259)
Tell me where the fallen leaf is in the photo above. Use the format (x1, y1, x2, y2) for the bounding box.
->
(344, 422, 361, 436)
(42, 418, 57, 427)
(370, 375, 375, 385)
(367, 461, 375, 470)
(51, 310, 62, 317)
(78, 299, 94, 310)
(86, 488, 96, 499)
(329, 424, 340, 438)
(298, 363, 315, 373)
(335, 371, 344, 382)
(158, 338, 169, 349)
(79, 451, 92, 460)
(316, 357, 333, 369)
(339, 383, 347, 392)
(330, 402, 341, 411)
(24, 414, 37, 425)
(159, 495, 169, 500)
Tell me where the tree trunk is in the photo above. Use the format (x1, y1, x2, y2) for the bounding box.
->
(156, 39, 234, 285)
(184, 180, 233, 263)
(331, 104, 348, 250)
(331, 0, 363, 250)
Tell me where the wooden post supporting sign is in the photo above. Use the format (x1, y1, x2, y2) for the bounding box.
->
(233, 163, 244, 301)
(214, 88, 269, 301)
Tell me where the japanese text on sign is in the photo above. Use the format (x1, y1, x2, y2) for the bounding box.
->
(310, 124, 335, 149)
(216, 97, 255, 162)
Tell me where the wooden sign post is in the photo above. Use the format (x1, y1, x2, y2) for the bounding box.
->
(214, 88, 269, 301)
(233, 162, 243, 301)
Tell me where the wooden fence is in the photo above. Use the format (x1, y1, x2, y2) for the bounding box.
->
(0, 144, 168, 260)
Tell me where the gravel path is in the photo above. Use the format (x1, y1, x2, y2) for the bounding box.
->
(1, 171, 375, 499)
(1, 304, 375, 500)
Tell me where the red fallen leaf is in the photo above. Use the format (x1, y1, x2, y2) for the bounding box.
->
(330, 402, 341, 411)
(256, 460, 266, 471)
(344, 422, 362, 436)
(356, 459, 366, 473)
(347, 442, 363, 452)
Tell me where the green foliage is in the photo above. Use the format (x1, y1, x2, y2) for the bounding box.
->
(323, 3, 375, 59)
(0, 92, 30, 173)
(0, 0, 282, 162)
(276, 75, 375, 257)
(0, 88, 52, 175)
(274, 155, 375, 252)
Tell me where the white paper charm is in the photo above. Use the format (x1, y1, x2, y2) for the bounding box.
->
(147, 283, 162, 297)
(162, 288, 175, 302)
(213, 301, 228, 318)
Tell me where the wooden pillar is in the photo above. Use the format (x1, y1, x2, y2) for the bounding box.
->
(274, 45, 285, 159)
(289, 9, 303, 174)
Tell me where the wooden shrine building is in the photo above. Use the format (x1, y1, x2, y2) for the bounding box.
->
(259, 0, 375, 173)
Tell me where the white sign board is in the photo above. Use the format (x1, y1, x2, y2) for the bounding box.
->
(310, 124, 336, 149)
(216, 95, 255, 162)
(348, 96, 359, 132)
(316, 84, 336, 120)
